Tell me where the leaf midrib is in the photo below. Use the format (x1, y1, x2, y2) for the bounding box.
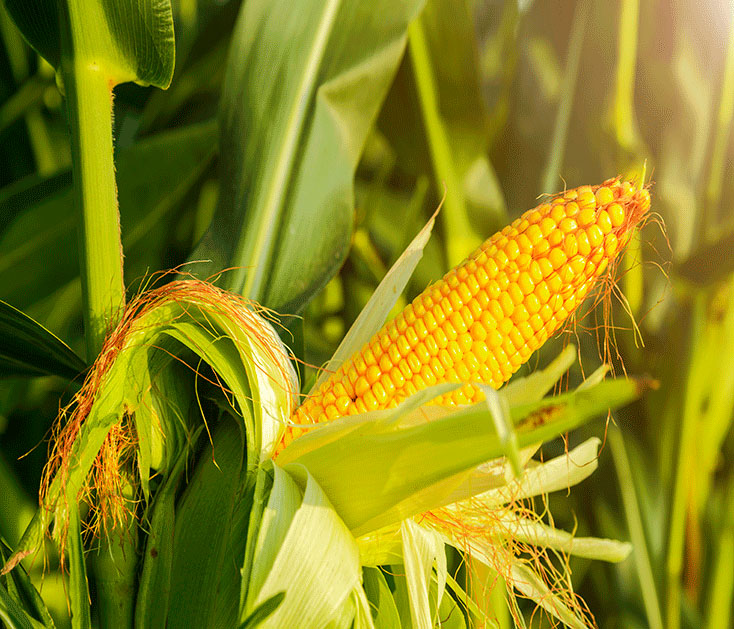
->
(229, 0, 342, 301)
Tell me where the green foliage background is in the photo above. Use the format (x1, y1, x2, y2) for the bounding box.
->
(1, 0, 734, 627)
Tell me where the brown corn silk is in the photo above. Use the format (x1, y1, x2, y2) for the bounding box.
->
(278, 178, 650, 452)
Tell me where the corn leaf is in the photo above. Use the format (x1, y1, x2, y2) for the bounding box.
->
(0, 299, 85, 379)
(166, 420, 245, 629)
(3, 0, 174, 88)
(362, 568, 401, 628)
(191, 0, 426, 313)
(0, 121, 218, 310)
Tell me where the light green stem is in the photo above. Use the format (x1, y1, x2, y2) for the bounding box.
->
(62, 59, 125, 360)
(666, 294, 707, 629)
(541, 0, 589, 193)
(409, 18, 480, 267)
(609, 427, 663, 629)
(612, 0, 640, 151)
(705, 4, 734, 221)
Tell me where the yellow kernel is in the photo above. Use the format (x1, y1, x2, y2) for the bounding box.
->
(570, 256, 586, 277)
(538, 257, 554, 278)
(577, 230, 591, 256)
(414, 319, 427, 340)
(499, 318, 514, 335)
(433, 327, 448, 349)
(535, 281, 551, 303)
(450, 311, 467, 334)
(475, 290, 490, 310)
(565, 202, 579, 217)
(366, 365, 381, 384)
(538, 304, 553, 323)
(448, 291, 463, 311)
(516, 252, 532, 269)
(420, 365, 437, 386)
(495, 249, 509, 267)
(458, 283, 472, 303)
(336, 395, 351, 413)
(605, 233, 618, 256)
(456, 361, 471, 382)
(587, 224, 604, 248)
(578, 207, 596, 226)
(529, 314, 544, 332)
(550, 205, 566, 223)
(363, 347, 376, 366)
(467, 298, 482, 320)
(505, 239, 520, 260)
(354, 376, 370, 397)
(549, 248, 567, 269)
(389, 366, 405, 389)
(564, 188, 578, 199)
(517, 233, 533, 254)
(470, 321, 487, 341)
(595, 186, 614, 206)
(512, 304, 529, 323)
(540, 216, 556, 236)
(458, 332, 473, 354)
(526, 209, 543, 224)
(360, 390, 377, 411)
(430, 357, 445, 379)
(508, 282, 524, 305)
(486, 280, 501, 300)
(415, 342, 430, 364)
(407, 352, 421, 373)
(547, 273, 563, 294)
(325, 405, 340, 420)
(447, 340, 462, 362)
(518, 271, 535, 295)
(526, 224, 543, 245)
(463, 351, 479, 374)
(387, 344, 401, 366)
(372, 381, 387, 404)
(381, 373, 395, 395)
(549, 230, 563, 247)
(517, 321, 534, 342)
(438, 349, 452, 369)
(443, 320, 457, 341)
(598, 211, 613, 234)
(322, 390, 337, 407)
(509, 327, 525, 350)
(535, 238, 550, 256)
(379, 334, 391, 351)
(424, 336, 438, 357)
(525, 294, 541, 314)
(499, 292, 514, 316)
(609, 203, 625, 227)
(564, 233, 578, 257)
(487, 329, 503, 348)
(379, 353, 392, 373)
(489, 301, 504, 324)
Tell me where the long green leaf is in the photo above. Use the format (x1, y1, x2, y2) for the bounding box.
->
(191, 0, 425, 313)
(3, 0, 174, 88)
(0, 299, 85, 379)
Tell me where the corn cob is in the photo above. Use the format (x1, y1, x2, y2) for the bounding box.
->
(279, 178, 650, 451)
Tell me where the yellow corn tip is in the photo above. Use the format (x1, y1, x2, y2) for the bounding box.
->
(280, 178, 650, 450)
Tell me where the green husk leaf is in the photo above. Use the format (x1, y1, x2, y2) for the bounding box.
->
(166, 420, 244, 629)
(0, 299, 85, 379)
(246, 465, 361, 629)
(238, 592, 285, 629)
(362, 568, 401, 628)
(280, 377, 647, 537)
(312, 211, 438, 392)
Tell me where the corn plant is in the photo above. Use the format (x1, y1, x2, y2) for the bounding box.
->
(2, 1, 731, 628)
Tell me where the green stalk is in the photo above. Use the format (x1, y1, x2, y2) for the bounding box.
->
(61, 50, 125, 360)
(704, 482, 734, 629)
(609, 427, 663, 629)
(612, 0, 641, 152)
(665, 294, 707, 629)
(93, 478, 138, 629)
(541, 0, 589, 194)
(408, 18, 479, 267)
(705, 4, 734, 222)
